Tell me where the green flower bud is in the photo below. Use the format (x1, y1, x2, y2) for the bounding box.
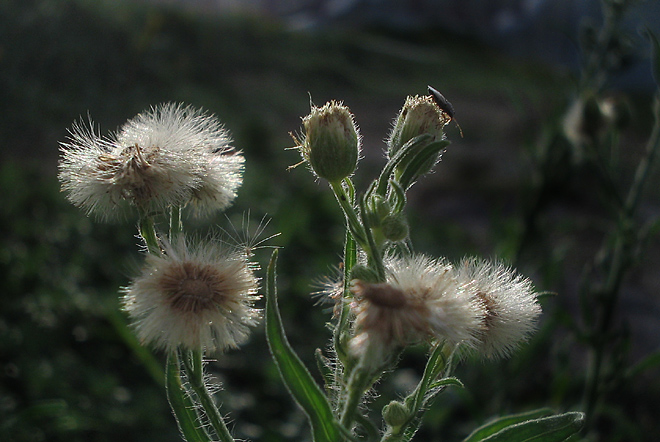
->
(388, 95, 448, 159)
(381, 213, 409, 242)
(300, 101, 360, 182)
(371, 195, 391, 220)
(382, 400, 409, 428)
(350, 265, 380, 284)
(364, 194, 391, 228)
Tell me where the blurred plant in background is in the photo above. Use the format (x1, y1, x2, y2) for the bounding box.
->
(513, 0, 660, 440)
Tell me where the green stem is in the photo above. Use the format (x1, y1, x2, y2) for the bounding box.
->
(170, 205, 183, 241)
(166, 351, 211, 441)
(381, 430, 405, 442)
(339, 368, 372, 432)
(381, 344, 454, 442)
(330, 180, 368, 249)
(580, 0, 623, 92)
(182, 349, 235, 442)
(407, 343, 449, 414)
(358, 195, 386, 282)
(334, 229, 357, 371)
(139, 215, 160, 255)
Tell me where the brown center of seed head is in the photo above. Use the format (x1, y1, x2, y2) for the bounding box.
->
(161, 262, 223, 314)
(359, 282, 407, 309)
(476, 291, 498, 328)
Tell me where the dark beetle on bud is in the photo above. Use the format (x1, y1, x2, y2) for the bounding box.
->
(428, 85, 463, 137)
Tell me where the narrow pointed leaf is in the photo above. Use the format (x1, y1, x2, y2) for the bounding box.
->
(405, 344, 448, 414)
(464, 411, 584, 442)
(428, 376, 464, 391)
(265, 250, 342, 442)
(165, 352, 211, 442)
(462, 408, 555, 442)
(314, 348, 335, 394)
(375, 134, 433, 195)
(398, 139, 450, 190)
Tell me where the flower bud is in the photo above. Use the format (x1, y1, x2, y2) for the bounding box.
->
(382, 400, 409, 428)
(371, 195, 391, 220)
(364, 194, 391, 228)
(300, 101, 360, 182)
(350, 265, 380, 284)
(381, 213, 409, 242)
(388, 95, 448, 159)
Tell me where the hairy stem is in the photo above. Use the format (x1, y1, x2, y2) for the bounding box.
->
(182, 349, 235, 442)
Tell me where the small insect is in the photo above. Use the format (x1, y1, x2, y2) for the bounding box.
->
(427, 85, 463, 137)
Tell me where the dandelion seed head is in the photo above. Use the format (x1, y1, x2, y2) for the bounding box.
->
(58, 103, 244, 219)
(348, 255, 485, 367)
(455, 258, 541, 358)
(189, 152, 245, 215)
(122, 237, 261, 353)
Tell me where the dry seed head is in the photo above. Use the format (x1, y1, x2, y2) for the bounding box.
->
(122, 237, 260, 353)
(58, 103, 243, 219)
(454, 258, 541, 358)
(348, 255, 485, 367)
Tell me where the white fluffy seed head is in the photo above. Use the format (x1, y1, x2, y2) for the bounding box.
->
(121, 237, 261, 353)
(58, 103, 244, 220)
(348, 254, 485, 368)
(454, 258, 541, 359)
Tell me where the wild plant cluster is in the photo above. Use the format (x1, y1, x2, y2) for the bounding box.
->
(55, 2, 660, 441)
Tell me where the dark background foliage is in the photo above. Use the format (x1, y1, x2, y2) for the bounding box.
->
(1, 1, 659, 441)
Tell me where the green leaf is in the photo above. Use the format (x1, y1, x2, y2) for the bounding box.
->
(397, 139, 450, 190)
(314, 348, 335, 394)
(265, 250, 343, 442)
(463, 411, 584, 442)
(388, 179, 407, 214)
(165, 352, 212, 442)
(428, 376, 464, 391)
(463, 409, 555, 442)
(405, 344, 449, 415)
(374, 134, 433, 195)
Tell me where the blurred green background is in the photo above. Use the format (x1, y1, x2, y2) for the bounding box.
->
(1, 0, 659, 441)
